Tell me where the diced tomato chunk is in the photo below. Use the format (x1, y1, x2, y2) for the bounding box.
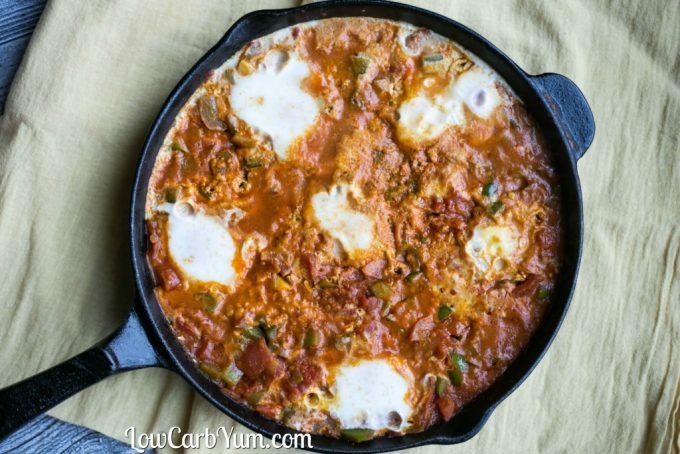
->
(301, 253, 331, 283)
(284, 358, 323, 400)
(537, 228, 558, 249)
(409, 316, 435, 341)
(359, 295, 383, 317)
(237, 338, 281, 380)
(255, 404, 280, 420)
(196, 340, 215, 362)
(175, 317, 200, 339)
(159, 267, 181, 291)
(147, 220, 163, 265)
(436, 394, 456, 421)
(359, 320, 395, 354)
(431, 193, 474, 231)
(512, 274, 542, 297)
(299, 360, 322, 384)
(432, 193, 474, 218)
(362, 259, 386, 279)
(339, 267, 362, 284)
(196, 339, 224, 364)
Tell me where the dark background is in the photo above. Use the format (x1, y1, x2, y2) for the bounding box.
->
(0, 1, 147, 452)
(0, 0, 46, 113)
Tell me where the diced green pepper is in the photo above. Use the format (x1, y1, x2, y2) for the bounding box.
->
(170, 142, 185, 152)
(199, 363, 222, 380)
(350, 53, 371, 75)
(489, 201, 503, 215)
(244, 156, 263, 169)
(537, 287, 551, 301)
(448, 353, 468, 386)
(317, 279, 337, 289)
(246, 390, 266, 406)
(404, 248, 421, 271)
(381, 301, 392, 317)
(422, 53, 447, 74)
(370, 281, 392, 301)
(200, 362, 243, 387)
(243, 326, 264, 340)
(448, 368, 463, 386)
(303, 328, 319, 348)
(291, 368, 303, 384)
(195, 291, 219, 313)
(164, 187, 177, 203)
(263, 324, 278, 344)
(223, 363, 243, 387)
(423, 53, 444, 63)
(435, 376, 448, 397)
(451, 353, 468, 372)
(437, 305, 453, 321)
(482, 181, 498, 197)
(406, 271, 422, 283)
(340, 428, 375, 443)
(408, 178, 420, 194)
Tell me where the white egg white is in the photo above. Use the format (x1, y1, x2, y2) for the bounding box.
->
(310, 184, 376, 258)
(397, 67, 502, 145)
(229, 50, 320, 160)
(453, 67, 502, 119)
(329, 359, 413, 432)
(465, 225, 518, 274)
(157, 202, 237, 287)
(398, 92, 464, 143)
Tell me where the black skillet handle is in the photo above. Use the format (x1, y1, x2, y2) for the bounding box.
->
(0, 310, 162, 440)
(531, 73, 595, 161)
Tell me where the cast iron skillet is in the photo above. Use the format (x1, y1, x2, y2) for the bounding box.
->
(0, 1, 595, 451)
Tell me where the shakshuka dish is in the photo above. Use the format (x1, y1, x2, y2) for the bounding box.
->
(145, 18, 561, 441)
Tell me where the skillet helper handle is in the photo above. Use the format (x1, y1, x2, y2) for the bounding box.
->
(0, 310, 161, 440)
(531, 73, 595, 161)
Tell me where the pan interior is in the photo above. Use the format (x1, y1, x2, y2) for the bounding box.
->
(130, 2, 582, 452)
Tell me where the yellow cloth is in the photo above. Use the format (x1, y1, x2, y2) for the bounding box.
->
(0, 0, 678, 452)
